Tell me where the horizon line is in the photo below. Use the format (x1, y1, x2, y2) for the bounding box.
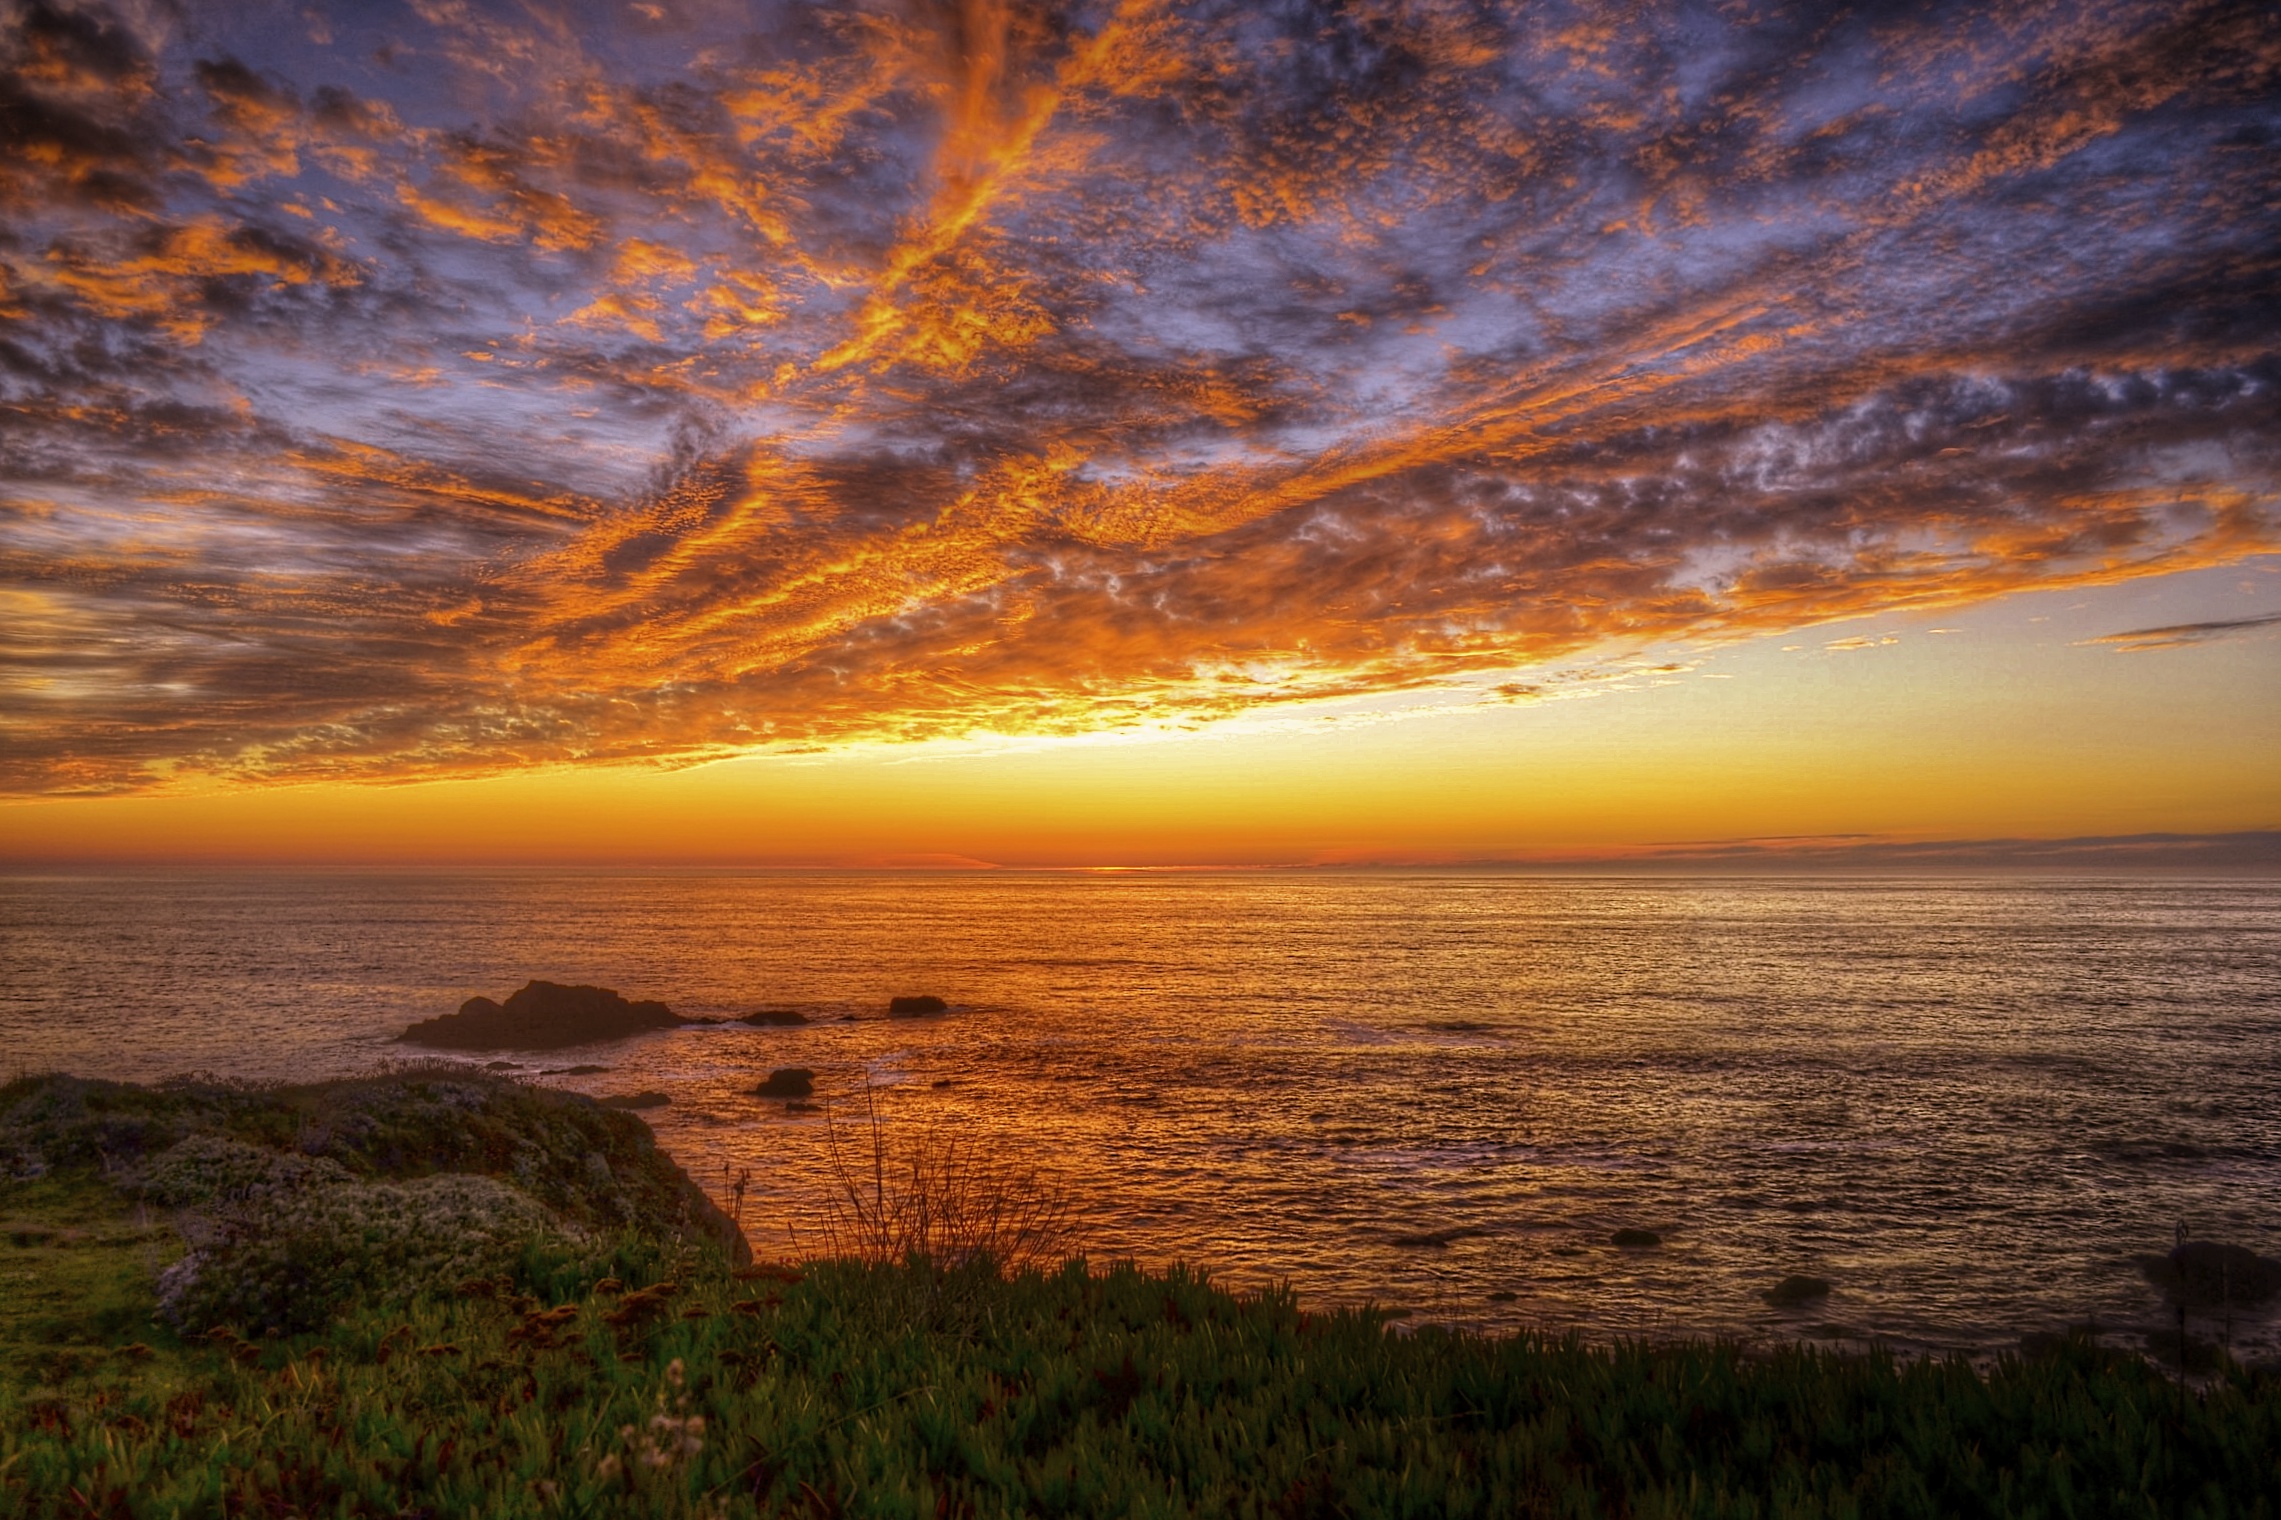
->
(4, 829, 2277, 876)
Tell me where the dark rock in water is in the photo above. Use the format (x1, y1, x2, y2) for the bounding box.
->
(2020, 1325, 2115, 1359)
(1389, 1226, 1481, 1248)
(1765, 1274, 1832, 1307)
(786, 1101, 821, 1114)
(1486, 1289, 1517, 1302)
(1611, 1228, 1662, 1249)
(2145, 1326, 2229, 1373)
(398, 981, 690, 1051)
(2139, 1240, 2281, 1308)
(889, 995, 948, 1017)
(599, 1092, 670, 1110)
(546, 1064, 613, 1076)
(754, 1068, 816, 1099)
(742, 1009, 810, 1027)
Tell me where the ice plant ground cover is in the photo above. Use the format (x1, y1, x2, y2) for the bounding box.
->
(2, 1074, 2276, 1518)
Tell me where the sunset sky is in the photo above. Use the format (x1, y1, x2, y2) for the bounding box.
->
(2, 0, 2277, 866)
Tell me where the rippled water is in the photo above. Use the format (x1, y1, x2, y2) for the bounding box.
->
(5, 872, 2278, 1357)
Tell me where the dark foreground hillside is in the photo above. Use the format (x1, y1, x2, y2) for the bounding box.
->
(2, 1073, 2275, 1518)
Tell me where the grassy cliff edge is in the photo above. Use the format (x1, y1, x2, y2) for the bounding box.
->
(3, 1072, 2276, 1518)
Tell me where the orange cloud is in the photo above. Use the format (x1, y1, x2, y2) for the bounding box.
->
(0, 0, 2276, 794)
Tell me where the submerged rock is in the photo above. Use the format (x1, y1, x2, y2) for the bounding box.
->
(1389, 1226, 1481, 1248)
(741, 1009, 811, 1026)
(1765, 1274, 1833, 1307)
(599, 1092, 670, 1110)
(398, 981, 691, 1050)
(1611, 1228, 1662, 1249)
(755, 1068, 816, 1099)
(888, 995, 948, 1017)
(2019, 1325, 2113, 1358)
(2139, 1240, 2281, 1308)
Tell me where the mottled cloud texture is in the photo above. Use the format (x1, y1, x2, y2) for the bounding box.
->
(3, 0, 2277, 792)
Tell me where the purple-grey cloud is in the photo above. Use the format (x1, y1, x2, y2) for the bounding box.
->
(0, 0, 2277, 792)
(2084, 612, 2281, 651)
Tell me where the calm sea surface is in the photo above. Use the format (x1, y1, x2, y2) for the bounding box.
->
(4, 872, 2278, 1358)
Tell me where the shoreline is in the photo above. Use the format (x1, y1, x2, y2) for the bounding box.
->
(6, 1069, 2278, 1514)
(12, 1056, 2273, 1372)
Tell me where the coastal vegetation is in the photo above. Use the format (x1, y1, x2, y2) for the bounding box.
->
(3, 1071, 2276, 1517)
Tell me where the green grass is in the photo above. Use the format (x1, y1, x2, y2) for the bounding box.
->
(5, 1073, 2278, 1517)
(4, 1167, 2278, 1518)
(0, 1174, 183, 1384)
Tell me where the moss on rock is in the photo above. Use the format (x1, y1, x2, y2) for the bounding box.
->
(0, 1069, 748, 1339)
(158, 1172, 571, 1334)
(129, 1133, 353, 1208)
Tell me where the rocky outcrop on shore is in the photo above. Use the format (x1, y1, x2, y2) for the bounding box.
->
(0, 1069, 750, 1332)
(399, 980, 692, 1050)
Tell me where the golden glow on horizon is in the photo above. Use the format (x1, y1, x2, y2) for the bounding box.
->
(9, 572, 2276, 866)
(1, 1, 2277, 855)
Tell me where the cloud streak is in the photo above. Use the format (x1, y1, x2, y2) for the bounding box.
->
(1418, 831, 2281, 873)
(2, 0, 2278, 792)
(2084, 611, 2281, 651)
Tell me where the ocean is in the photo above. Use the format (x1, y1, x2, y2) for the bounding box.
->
(5, 871, 2276, 1358)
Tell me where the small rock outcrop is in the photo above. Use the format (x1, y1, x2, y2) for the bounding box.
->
(1389, 1226, 1482, 1249)
(1765, 1274, 1832, 1307)
(2139, 1240, 2281, 1308)
(889, 995, 948, 1017)
(755, 1068, 816, 1099)
(398, 981, 691, 1051)
(1611, 1228, 1662, 1249)
(742, 1009, 811, 1026)
(599, 1092, 670, 1110)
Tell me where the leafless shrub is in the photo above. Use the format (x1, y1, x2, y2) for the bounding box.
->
(810, 1083, 1074, 1276)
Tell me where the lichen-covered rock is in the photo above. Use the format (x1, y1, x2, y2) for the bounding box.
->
(159, 1173, 569, 1333)
(0, 1074, 296, 1177)
(0, 1070, 751, 1273)
(131, 1134, 351, 1207)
